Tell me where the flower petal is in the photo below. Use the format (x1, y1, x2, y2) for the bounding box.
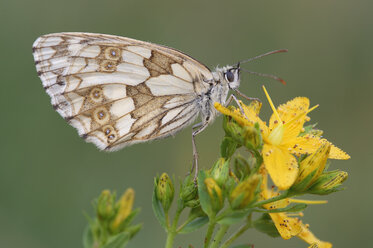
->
(286, 134, 323, 156)
(269, 97, 310, 130)
(297, 224, 332, 248)
(269, 213, 302, 239)
(240, 100, 269, 134)
(214, 102, 253, 127)
(329, 143, 350, 160)
(287, 135, 350, 160)
(263, 145, 299, 190)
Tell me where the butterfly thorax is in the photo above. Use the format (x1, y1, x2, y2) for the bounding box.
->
(198, 65, 240, 125)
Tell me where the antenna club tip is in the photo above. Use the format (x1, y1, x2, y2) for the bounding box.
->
(279, 78, 287, 85)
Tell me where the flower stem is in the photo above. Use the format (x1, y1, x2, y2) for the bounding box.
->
(219, 217, 252, 248)
(204, 215, 216, 248)
(252, 190, 291, 208)
(165, 201, 183, 248)
(165, 229, 176, 248)
(209, 225, 229, 248)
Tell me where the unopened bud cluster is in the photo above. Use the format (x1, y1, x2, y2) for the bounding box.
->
(84, 189, 142, 248)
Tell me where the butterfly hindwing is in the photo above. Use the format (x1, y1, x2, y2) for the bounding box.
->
(33, 32, 212, 151)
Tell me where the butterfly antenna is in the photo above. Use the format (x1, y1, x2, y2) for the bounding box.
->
(240, 68, 287, 85)
(239, 49, 288, 64)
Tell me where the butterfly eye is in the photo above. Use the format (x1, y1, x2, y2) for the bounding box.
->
(225, 70, 235, 82)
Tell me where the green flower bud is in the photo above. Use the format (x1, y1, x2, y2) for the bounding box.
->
(291, 143, 330, 192)
(204, 178, 223, 213)
(210, 158, 230, 186)
(242, 124, 262, 149)
(156, 173, 174, 212)
(224, 114, 262, 150)
(308, 170, 348, 195)
(184, 199, 200, 208)
(111, 188, 135, 231)
(97, 190, 115, 221)
(180, 174, 199, 207)
(229, 174, 261, 209)
(233, 155, 251, 180)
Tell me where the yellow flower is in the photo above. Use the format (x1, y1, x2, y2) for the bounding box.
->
(215, 86, 350, 190)
(260, 171, 331, 247)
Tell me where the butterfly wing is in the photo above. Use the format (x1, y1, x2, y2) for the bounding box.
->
(33, 32, 213, 151)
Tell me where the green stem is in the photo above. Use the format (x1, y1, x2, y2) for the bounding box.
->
(251, 190, 291, 208)
(165, 230, 176, 248)
(219, 217, 252, 248)
(176, 215, 197, 233)
(165, 202, 184, 248)
(209, 225, 229, 248)
(204, 215, 216, 248)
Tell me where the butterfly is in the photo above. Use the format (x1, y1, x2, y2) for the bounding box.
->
(33, 32, 285, 170)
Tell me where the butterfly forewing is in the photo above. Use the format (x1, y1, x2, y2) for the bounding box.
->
(33, 33, 213, 151)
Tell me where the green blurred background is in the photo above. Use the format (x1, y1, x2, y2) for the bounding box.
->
(1, 0, 372, 247)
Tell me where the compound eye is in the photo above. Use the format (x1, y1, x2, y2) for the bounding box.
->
(225, 70, 235, 82)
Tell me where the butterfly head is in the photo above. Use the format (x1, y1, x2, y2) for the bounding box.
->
(219, 64, 241, 90)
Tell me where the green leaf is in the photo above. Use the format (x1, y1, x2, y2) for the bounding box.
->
(152, 179, 167, 230)
(178, 216, 209, 234)
(254, 203, 307, 213)
(102, 232, 130, 248)
(220, 136, 238, 159)
(197, 171, 213, 217)
(217, 210, 249, 225)
(253, 214, 280, 238)
(125, 223, 143, 239)
(82, 224, 94, 248)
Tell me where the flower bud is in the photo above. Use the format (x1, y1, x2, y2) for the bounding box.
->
(223, 114, 261, 149)
(111, 188, 135, 231)
(97, 190, 115, 221)
(291, 143, 330, 192)
(233, 155, 251, 180)
(308, 170, 348, 195)
(156, 173, 174, 212)
(180, 174, 199, 207)
(229, 175, 261, 209)
(210, 158, 230, 186)
(204, 178, 223, 212)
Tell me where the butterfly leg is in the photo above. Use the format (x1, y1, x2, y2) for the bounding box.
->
(225, 94, 250, 121)
(234, 89, 261, 103)
(191, 121, 209, 181)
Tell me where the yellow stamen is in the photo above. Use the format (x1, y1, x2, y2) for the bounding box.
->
(262, 85, 282, 122)
(289, 199, 328, 205)
(308, 104, 319, 113)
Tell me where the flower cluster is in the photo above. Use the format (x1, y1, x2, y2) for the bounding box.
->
(151, 86, 349, 248)
(215, 86, 349, 190)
